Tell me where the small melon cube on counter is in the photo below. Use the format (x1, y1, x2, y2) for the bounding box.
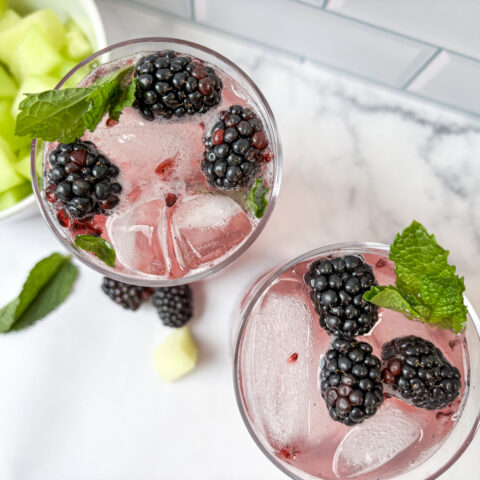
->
(0, 10, 66, 72)
(0, 64, 17, 98)
(0, 137, 24, 193)
(12, 73, 57, 117)
(0, 9, 20, 32)
(0, 181, 32, 211)
(154, 327, 198, 382)
(11, 25, 63, 79)
(64, 19, 93, 60)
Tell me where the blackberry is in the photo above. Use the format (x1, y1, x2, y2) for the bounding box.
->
(382, 336, 461, 410)
(47, 140, 122, 219)
(133, 51, 222, 119)
(153, 285, 193, 328)
(101, 277, 152, 310)
(201, 105, 269, 189)
(305, 255, 378, 337)
(320, 337, 383, 425)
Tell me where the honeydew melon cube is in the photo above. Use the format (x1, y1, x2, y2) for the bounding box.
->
(13, 150, 31, 179)
(154, 327, 198, 382)
(0, 9, 20, 32)
(11, 25, 63, 79)
(0, 136, 24, 193)
(64, 19, 92, 60)
(12, 73, 57, 117)
(0, 10, 66, 72)
(0, 64, 17, 98)
(0, 181, 32, 211)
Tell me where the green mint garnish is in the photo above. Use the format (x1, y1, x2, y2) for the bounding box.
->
(364, 220, 467, 333)
(15, 65, 135, 143)
(74, 234, 116, 268)
(247, 178, 269, 218)
(0, 253, 78, 333)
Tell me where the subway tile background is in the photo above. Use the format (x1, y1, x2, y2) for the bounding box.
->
(127, 0, 480, 117)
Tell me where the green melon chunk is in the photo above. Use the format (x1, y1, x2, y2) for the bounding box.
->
(0, 136, 24, 193)
(0, 181, 32, 211)
(11, 73, 57, 117)
(0, 64, 17, 98)
(64, 19, 93, 60)
(0, 9, 20, 32)
(0, 10, 66, 74)
(11, 25, 63, 80)
(13, 150, 31, 179)
(154, 327, 199, 382)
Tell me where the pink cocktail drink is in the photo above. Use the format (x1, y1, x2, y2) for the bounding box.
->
(33, 39, 281, 286)
(234, 244, 480, 480)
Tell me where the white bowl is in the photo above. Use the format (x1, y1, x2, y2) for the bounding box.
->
(0, 0, 107, 223)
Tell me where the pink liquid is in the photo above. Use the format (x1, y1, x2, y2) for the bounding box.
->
(237, 253, 468, 479)
(44, 54, 274, 280)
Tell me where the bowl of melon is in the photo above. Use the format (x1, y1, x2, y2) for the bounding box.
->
(0, 0, 106, 221)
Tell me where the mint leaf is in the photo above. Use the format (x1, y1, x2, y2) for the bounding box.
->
(16, 252, 69, 318)
(12, 261, 78, 331)
(15, 88, 93, 142)
(247, 178, 269, 218)
(0, 299, 20, 333)
(84, 65, 135, 130)
(109, 76, 137, 121)
(75, 234, 116, 268)
(364, 221, 467, 333)
(15, 65, 135, 143)
(0, 253, 79, 333)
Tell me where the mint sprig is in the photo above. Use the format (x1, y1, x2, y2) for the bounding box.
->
(74, 234, 116, 268)
(247, 178, 269, 218)
(364, 221, 467, 333)
(15, 65, 136, 143)
(0, 253, 78, 333)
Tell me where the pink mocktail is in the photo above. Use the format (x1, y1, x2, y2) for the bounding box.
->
(34, 40, 281, 286)
(234, 244, 480, 480)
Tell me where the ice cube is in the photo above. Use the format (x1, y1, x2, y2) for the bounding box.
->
(107, 199, 168, 276)
(241, 287, 318, 447)
(171, 194, 252, 270)
(333, 405, 422, 477)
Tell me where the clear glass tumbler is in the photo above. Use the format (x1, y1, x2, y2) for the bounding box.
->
(233, 242, 480, 480)
(31, 38, 282, 286)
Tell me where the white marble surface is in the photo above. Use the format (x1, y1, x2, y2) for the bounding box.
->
(1, 1, 480, 478)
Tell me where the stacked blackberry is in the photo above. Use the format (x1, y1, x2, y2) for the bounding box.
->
(134, 50, 222, 120)
(47, 140, 122, 219)
(305, 255, 461, 426)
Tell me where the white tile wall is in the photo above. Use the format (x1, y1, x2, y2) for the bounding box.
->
(407, 51, 480, 115)
(193, 0, 436, 88)
(326, 0, 480, 61)
(130, 0, 192, 20)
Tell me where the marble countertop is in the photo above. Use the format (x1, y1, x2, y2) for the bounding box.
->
(1, 1, 479, 478)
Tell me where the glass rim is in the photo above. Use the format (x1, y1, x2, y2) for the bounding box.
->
(31, 37, 283, 287)
(232, 241, 480, 480)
